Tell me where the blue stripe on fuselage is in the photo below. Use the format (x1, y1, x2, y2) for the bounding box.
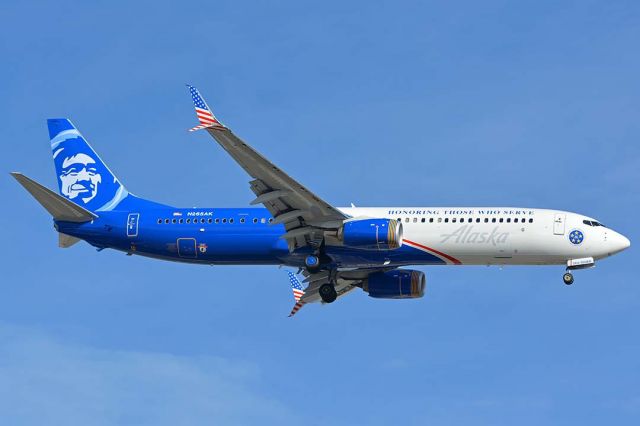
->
(55, 207, 447, 267)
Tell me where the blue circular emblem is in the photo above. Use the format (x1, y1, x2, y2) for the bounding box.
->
(569, 229, 584, 245)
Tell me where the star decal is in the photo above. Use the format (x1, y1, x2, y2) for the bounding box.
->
(569, 230, 584, 245)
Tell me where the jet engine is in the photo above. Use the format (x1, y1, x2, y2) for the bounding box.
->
(339, 218, 403, 250)
(363, 269, 425, 299)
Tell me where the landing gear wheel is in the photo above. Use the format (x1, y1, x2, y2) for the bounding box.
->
(563, 272, 574, 285)
(319, 283, 338, 303)
(305, 255, 321, 273)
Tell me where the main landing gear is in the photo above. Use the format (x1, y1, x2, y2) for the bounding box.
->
(319, 283, 338, 303)
(563, 272, 574, 285)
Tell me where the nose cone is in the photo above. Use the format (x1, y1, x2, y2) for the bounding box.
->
(621, 234, 631, 250)
(609, 231, 631, 255)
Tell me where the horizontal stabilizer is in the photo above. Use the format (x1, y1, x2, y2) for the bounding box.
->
(11, 172, 97, 222)
(59, 232, 81, 248)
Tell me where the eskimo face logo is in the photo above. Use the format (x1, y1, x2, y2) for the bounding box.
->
(59, 152, 102, 204)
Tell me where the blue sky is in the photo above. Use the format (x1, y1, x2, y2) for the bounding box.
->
(1, 0, 639, 424)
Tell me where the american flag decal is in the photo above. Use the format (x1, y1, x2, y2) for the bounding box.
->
(186, 85, 226, 132)
(287, 271, 306, 317)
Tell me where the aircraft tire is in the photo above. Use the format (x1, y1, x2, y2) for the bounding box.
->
(319, 283, 338, 303)
(563, 272, 574, 285)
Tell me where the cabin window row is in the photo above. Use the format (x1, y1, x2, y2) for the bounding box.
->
(397, 217, 534, 224)
(156, 217, 274, 225)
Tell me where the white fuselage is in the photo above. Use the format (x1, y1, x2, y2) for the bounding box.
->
(339, 207, 630, 266)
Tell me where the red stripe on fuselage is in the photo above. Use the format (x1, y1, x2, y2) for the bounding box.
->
(403, 239, 462, 265)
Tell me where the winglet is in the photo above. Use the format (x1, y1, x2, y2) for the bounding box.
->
(185, 85, 227, 132)
(287, 271, 306, 317)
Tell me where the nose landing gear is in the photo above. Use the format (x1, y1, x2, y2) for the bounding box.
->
(562, 258, 595, 285)
(562, 272, 574, 285)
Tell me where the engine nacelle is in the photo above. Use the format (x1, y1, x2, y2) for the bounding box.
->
(363, 270, 426, 299)
(340, 218, 403, 250)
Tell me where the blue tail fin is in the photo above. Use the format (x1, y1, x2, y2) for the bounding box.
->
(49, 119, 129, 212)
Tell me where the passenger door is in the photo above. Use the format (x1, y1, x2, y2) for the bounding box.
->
(127, 213, 139, 237)
(553, 213, 566, 235)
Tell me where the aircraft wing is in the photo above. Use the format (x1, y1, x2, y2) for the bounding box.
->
(186, 85, 347, 250)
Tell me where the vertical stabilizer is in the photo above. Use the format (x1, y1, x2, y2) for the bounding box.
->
(49, 119, 129, 212)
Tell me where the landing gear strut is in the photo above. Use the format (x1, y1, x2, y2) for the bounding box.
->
(319, 283, 337, 303)
(563, 272, 574, 285)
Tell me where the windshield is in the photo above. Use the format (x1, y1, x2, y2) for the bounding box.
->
(583, 219, 606, 227)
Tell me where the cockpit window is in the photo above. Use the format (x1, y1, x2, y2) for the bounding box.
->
(583, 219, 605, 227)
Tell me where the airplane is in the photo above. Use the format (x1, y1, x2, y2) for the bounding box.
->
(12, 85, 631, 316)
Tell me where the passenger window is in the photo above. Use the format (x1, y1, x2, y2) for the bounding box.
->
(253, 218, 258, 224)
(413, 218, 417, 223)
(492, 218, 496, 223)
(405, 218, 409, 223)
(429, 218, 434, 223)
(529, 218, 533, 223)
(179, 219, 184, 224)
(506, 218, 511, 223)
(186, 219, 191, 224)
(484, 218, 489, 223)
(476, 218, 480, 223)
(157, 219, 162, 224)
(240, 218, 246, 223)
(215, 218, 220, 224)
(165, 219, 170, 224)
(207, 218, 212, 224)
(397, 218, 401, 222)
(445, 218, 449, 223)
(222, 218, 227, 223)
(229, 218, 234, 224)
(437, 218, 442, 223)
(268, 218, 273, 223)
(261, 218, 266, 224)
(421, 218, 426, 223)
(452, 218, 457, 223)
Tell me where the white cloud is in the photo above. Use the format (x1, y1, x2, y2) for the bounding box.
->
(0, 324, 292, 426)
